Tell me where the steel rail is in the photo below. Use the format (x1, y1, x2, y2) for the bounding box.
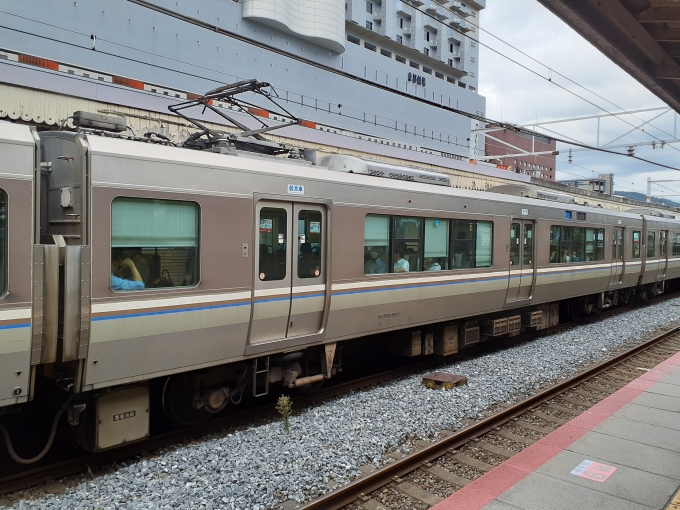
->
(300, 326, 680, 510)
(2, 293, 678, 496)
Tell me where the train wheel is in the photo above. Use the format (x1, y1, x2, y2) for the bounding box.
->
(569, 298, 583, 321)
(162, 374, 211, 427)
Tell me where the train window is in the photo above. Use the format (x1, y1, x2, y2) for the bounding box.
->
(549, 226, 560, 263)
(297, 210, 322, 279)
(364, 214, 389, 274)
(393, 216, 421, 272)
(572, 227, 586, 262)
(632, 231, 641, 258)
(259, 207, 287, 281)
(509, 223, 520, 266)
(596, 229, 605, 260)
(0, 189, 6, 296)
(424, 218, 449, 270)
(452, 220, 474, 268)
(673, 233, 680, 256)
(647, 232, 656, 258)
(660, 231, 668, 258)
(111, 198, 199, 291)
(475, 221, 493, 268)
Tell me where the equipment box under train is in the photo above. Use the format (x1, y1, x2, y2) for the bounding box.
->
(75, 385, 150, 452)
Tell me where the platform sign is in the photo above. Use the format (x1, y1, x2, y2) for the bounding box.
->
(571, 460, 617, 482)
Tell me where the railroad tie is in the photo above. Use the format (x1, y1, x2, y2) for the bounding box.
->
(452, 453, 496, 472)
(427, 466, 472, 488)
(531, 410, 569, 425)
(543, 402, 579, 416)
(492, 429, 537, 445)
(571, 388, 606, 400)
(558, 395, 593, 408)
(515, 420, 553, 435)
(476, 440, 515, 458)
(396, 481, 443, 506)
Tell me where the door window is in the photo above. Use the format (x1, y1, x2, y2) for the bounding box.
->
(523, 223, 533, 266)
(0, 189, 6, 296)
(647, 232, 656, 257)
(660, 231, 668, 258)
(297, 210, 322, 279)
(509, 223, 520, 267)
(259, 207, 287, 281)
(633, 231, 641, 258)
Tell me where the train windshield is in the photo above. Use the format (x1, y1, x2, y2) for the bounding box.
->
(111, 197, 199, 290)
(0, 189, 5, 296)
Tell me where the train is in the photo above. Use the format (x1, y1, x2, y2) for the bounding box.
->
(1, 107, 679, 462)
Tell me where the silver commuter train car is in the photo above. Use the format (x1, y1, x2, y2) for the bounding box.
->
(1, 118, 679, 457)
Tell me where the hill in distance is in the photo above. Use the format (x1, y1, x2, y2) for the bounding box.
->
(614, 191, 680, 208)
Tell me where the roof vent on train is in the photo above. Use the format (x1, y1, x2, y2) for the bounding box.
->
(316, 154, 452, 187)
(485, 184, 576, 204)
(625, 207, 676, 219)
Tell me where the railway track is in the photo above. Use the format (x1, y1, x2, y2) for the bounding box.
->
(1, 293, 678, 501)
(299, 326, 680, 510)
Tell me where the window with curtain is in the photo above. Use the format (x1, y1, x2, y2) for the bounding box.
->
(364, 214, 389, 274)
(111, 197, 199, 290)
(424, 218, 449, 270)
(0, 189, 6, 297)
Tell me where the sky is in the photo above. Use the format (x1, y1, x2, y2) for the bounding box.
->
(478, 0, 680, 201)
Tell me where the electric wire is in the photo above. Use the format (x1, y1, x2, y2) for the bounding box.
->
(2, 8, 680, 171)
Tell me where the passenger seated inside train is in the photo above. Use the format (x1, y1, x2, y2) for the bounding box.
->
(424, 258, 441, 271)
(298, 242, 316, 277)
(364, 248, 387, 274)
(452, 232, 472, 268)
(111, 249, 145, 291)
(394, 243, 409, 273)
(561, 249, 571, 263)
(120, 247, 150, 284)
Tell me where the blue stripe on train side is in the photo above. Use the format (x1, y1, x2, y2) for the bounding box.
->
(0, 323, 30, 330)
(92, 301, 249, 322)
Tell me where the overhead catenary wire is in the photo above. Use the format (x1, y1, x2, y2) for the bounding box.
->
(2, 7, 680, 172)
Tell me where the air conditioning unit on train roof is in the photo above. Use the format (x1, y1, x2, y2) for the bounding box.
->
(316, 154, 451, 187)
(486, 184, 576, 205)
(625, 207, 676, 219)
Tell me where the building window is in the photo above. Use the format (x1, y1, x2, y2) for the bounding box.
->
(458, 81, 466, 88)
(449, 43, 454, 53)
(448, 58, 453, 66)
(423, 66, 432, 74)
(396, 34, 403, 44)
(447, 76, 455, 83)
(399, 17, 404, 28)
(380, 48, 392, 57)
(471, 56, 476, 62)
(0, 189, 6, 297)
(396, 54, 406, 63)
(471, 41, 476, 47)
(423, 47, 429, 56)
(410, 60, 420, 69)
(364, 41, 377, 51)
(425, 31, 430, 41)
(366, 1, 372, 13)
(435, 71, 444, 79)
(365, 20, 373, 30)
(347, 34, 361, 45)
(111, 197, 199, 290)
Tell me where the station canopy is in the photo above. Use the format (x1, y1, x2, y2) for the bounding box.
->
(537, 0, 680, 113)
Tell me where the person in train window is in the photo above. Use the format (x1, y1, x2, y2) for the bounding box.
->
(111, 249, 145, 291)
(425, 258, 441, 271)
(454, 232, 472, 268)
(561, 249, 571, 263)
(121, 247, 150, 284)
(394, 244, 410, 273)
(365, 249, 387, 274)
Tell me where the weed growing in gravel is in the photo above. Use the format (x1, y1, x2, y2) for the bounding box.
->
(276, 395, 293, 433)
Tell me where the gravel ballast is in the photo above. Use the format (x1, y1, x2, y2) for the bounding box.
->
(5, 297, 680, 510)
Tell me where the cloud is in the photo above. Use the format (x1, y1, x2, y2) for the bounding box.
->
(479, 0, 680, 197)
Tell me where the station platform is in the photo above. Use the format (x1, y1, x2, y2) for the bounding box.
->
(432, 350, 680, 510)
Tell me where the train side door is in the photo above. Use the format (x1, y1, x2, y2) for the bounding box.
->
(657, 230, 668, 280)
(249, 201, 328, 346)
(609, 227, 624, 287)
(506, 220, 534, 303)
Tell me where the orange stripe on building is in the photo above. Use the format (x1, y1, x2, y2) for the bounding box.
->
(300, 119, 316, 129)
(248, 107, 270, 118)
(18, 54, 58, 71)
(113, 76, 145, 90)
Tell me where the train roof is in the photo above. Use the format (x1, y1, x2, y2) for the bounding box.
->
(0, 120, 35, 146)
(37, 130, 667, 224)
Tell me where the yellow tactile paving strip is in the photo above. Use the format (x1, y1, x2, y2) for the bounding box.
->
(666, 486, 680, 509)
